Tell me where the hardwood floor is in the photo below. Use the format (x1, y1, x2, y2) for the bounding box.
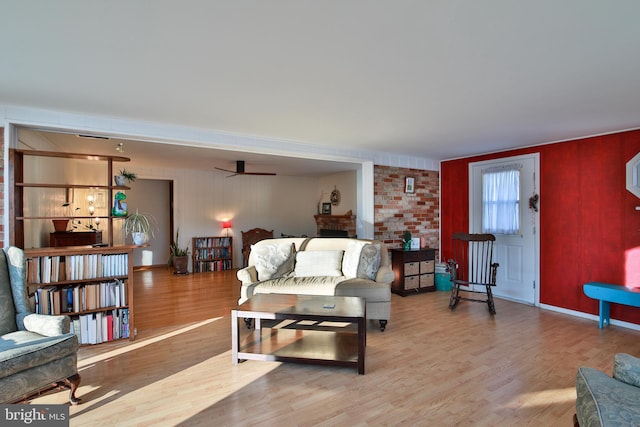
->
(31, 267, 640, 426)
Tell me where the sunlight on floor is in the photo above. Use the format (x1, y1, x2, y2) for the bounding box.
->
(72, 315, 283, 425)
(504, 387, 576, 409)
(126, 350, 282, 425)
(78, 317, 224, 368)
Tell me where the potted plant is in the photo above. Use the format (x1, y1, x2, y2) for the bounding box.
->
(168, 228, 190, 274)
(123, 210, 156, 245)
(402, 230, 412, 251)
(114, 169, 137, 186)
(52, 202, 80, 232)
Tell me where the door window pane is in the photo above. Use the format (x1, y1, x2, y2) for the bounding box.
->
(482, 168, 520, 235)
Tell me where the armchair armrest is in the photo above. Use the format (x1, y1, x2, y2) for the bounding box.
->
(237, 266, 258, 285)
(23, 313, 70, 336)
(614, 353, 640, 388)
(375, 265, 394, 284)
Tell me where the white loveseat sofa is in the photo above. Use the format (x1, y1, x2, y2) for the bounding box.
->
(237, 237, 394, 331)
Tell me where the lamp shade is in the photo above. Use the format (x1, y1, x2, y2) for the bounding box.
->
(222, 221, 232, 229)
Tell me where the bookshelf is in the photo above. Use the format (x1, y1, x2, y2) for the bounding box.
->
(24, 245, 136, 345)
(192, 236, 233, 272)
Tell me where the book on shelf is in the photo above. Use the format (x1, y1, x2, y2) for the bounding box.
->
(70, 308, 129, 345)
(29, 253, 128, 284)
(34, 279, 127, 316)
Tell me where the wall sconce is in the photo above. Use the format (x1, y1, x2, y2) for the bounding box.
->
(222, 221, 232, 236)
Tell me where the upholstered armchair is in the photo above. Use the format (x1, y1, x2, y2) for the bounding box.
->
(575, 353, 640, 426)
(0, 246, 80, 404)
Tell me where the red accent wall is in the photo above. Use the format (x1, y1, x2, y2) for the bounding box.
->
(441, 129, 640, 325)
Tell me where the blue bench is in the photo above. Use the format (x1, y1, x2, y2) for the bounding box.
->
(583, 282, 640, 328)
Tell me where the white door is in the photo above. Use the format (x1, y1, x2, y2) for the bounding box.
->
(469, 154, 540, 305)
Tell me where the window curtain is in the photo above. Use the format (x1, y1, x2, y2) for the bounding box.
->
(482, 164, 521, 235)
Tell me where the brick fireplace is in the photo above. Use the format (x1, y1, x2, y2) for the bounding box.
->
(314, 210, 357, 237)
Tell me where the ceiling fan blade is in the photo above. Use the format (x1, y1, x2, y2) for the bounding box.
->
(215, 161, 276, 177)
(214, 167, 236, 174)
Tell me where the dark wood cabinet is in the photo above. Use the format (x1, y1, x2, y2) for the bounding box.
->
(50, 231, 103, 247)
(391, 248, 436, 296)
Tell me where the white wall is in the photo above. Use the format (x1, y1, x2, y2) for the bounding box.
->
(130, 163, 320, 268)
(122, 179, 171, 267)
(317, 171, 357, 216)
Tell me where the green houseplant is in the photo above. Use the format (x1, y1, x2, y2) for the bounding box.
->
(114, 169, 137, 186)
(168, 228, 190, 274)
(123, 210, 155, 245)
(402, 230, 412, 251)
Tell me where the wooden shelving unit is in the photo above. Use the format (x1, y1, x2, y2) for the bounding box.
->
(24, 245, 137, 344)
(9, 149, 131, 248)
(9, 149, 138, 346)
(192, 236, 233, 272)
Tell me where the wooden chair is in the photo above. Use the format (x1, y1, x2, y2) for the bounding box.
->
(241, 228, 274, 267)
(447, 233, 499, 314)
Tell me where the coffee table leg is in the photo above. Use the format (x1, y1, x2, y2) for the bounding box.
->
(358, 317, 366, 374)
(231, 309, 239, 365)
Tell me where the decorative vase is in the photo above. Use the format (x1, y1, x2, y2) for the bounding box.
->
(132, 232, 147, 245)
(114, 175, 126, 186)
(52, 219, 69, 232)
(403, 241, 411, 251)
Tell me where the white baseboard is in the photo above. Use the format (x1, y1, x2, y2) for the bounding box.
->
(539, 303, 640, 332)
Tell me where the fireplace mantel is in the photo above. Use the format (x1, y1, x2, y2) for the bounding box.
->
(314, 210, 357, 237)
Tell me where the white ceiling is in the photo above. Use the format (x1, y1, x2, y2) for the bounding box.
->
(3, 1, 640, 171)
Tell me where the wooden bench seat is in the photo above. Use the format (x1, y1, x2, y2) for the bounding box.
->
(583, 282, 640, 328)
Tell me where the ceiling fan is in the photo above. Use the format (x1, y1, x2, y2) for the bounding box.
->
(215, 160, 276, 177)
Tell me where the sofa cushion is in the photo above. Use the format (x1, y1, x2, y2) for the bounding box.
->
(0, 332, 78, 379)
(253, 276, 346, 296)
(613, 353, 640, 388)
(342, 241, 369, 278)
(294, 251, 344, 277)
(252, 243, 295, 281)
(357, 243, 381, 280)
(335, 277, 391, 301)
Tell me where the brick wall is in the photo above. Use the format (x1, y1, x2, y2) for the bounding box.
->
(374, 165, 439, 254)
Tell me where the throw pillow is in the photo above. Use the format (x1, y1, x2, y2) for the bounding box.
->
(357, 243, 381, 280)
(252, 243, 296, 281)
(294, 250, 344, 277)
(342, 241, 369, 278)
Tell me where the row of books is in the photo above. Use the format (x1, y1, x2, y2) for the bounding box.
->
(70, 309, 130, 344)
(193, 237, 231, 249)
(34, 280, 127, 315)
(193, 259, 232, 272)
(29, 253, 129, 284)
(194, 248, 231, 260)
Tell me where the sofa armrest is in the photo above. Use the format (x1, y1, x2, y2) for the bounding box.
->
(237, 266, 258, 285)
(375, 265, 394, 284)
(613, 353, 640, 388)
(23, 313, 70, 336)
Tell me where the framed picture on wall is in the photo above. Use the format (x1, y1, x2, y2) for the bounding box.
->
(405, 176, 415, 194)
(322, 203, 332, 215)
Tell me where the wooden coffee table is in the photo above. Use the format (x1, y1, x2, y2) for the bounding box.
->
(231, 294, 366, 374)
